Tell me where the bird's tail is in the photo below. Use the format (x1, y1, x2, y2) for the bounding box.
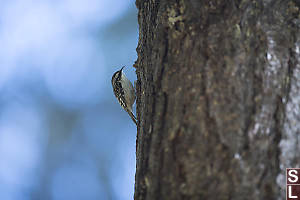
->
(128, 110, 137, 125)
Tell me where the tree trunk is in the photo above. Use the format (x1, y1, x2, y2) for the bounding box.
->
(134, 1, 300, 199)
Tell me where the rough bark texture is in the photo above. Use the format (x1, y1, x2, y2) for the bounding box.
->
(134, 0, 300, 199)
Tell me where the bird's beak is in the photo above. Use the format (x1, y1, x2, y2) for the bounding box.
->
(121, 66, 125, 72)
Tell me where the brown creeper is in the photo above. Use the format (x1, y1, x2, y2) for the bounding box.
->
(111, 66, 137, 125)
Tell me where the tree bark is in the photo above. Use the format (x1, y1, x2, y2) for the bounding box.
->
(134, 1, 300, 199)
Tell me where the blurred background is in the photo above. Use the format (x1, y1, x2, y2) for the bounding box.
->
(0, 0, 138, 199)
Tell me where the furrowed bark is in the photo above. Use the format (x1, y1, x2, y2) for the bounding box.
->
(134, 1, 300, 199)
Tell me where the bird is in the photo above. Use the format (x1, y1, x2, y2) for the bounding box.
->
(111, 66, 137, 125)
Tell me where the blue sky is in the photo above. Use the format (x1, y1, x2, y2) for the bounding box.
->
(0, 1, 138, 199)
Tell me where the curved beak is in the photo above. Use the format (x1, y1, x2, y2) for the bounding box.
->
(120, 66, 125, 72)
